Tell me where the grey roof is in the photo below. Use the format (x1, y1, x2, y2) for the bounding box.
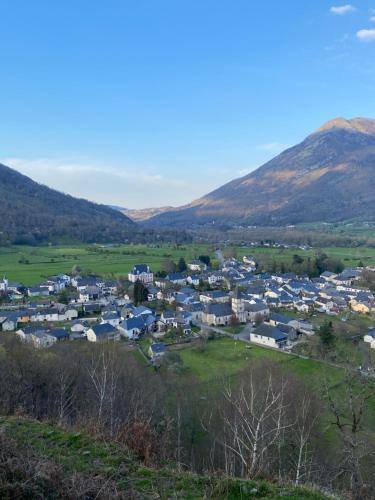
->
(205, 303, 232, 317)
(269, 312, 291, 325)
(246, 303, 268, 313)
(91, 323, 117, 336)
(122, 317, 144, 330)
(254, 324, 288, 342)
(132, 264, 150, 274)
(49, 328, 70, 340)
(150, 343, 166, 353)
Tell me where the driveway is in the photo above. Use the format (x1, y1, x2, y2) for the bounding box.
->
(234, 323, 252, 343)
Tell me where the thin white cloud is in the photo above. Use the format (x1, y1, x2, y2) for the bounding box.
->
(1, 157, 191, 208)
(330, 4, 356, 15)
(370, 16, 375, 21)
(2, 157, 186, 188)
(356, 28, 375, 41)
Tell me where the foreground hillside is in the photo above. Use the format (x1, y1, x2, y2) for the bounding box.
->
(146, 117, 375, 227)
(0, 163, 135, 245)
(0, 417, 328, 499)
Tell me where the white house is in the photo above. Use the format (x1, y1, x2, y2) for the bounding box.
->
(119, 317, 144, 339)
(128, 264, 154, 284)
(250, 324, 288, 349)
(0, 278, 8, 292)
(87, 323, 120, 342)
(364, 329, 375, 349)
(148, 342, 166, 360)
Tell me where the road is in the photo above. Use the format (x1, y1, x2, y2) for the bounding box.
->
(234, 323, 252, 342)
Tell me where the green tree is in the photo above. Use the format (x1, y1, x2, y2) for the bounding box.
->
(293, 254, 304, 265)
(177, 257, 187, 272)
(57, 289, 70, 305)
(161, 260, 177, 274)
(318, 321, 335, 349)
(199, 255, 211, 266)
(133, 281, 148, 305)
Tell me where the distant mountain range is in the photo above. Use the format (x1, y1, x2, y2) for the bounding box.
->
(122, 206, 175, 222)
(144, 117, 375, 227)
(0, 163, 135, 244)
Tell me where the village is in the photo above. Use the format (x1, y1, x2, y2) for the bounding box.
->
(1, 253, 375, 363)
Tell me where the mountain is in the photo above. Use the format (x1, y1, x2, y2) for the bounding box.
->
(123, 206, 174, 221)
(146, 117, 375, 227)
(0, 163, 136, 244)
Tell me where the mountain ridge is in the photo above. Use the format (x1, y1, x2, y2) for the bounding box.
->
(145, 117, 375, 227)
(0, 162, 136, 244)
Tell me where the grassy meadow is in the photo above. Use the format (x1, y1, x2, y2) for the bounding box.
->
(1, 243, 375, 286)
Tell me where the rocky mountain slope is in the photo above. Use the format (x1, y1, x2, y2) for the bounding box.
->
(146, 117, 375, 227)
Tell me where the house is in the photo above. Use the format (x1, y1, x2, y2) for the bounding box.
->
(288, 320, 315, 336)
(186, 302, 205, 321)
(350, 300, 371, 314)
(250, 324, 288, 349)
(79, 285, 100, 302)
(200, 290, 230, 304)
(245, 303, 270, 323)
(166, 273, 186, 286)
(16, 326, 57, 348)
(119, 317, 144, 339)
(132, 305, 154, 317)
(0, 312, 20, 331)
(86, 323, 120, 342)
(188, 260, 207, 272)
(172, 311, 192, 328)
(83, 303, 102, 315)
(70, 320, 87, 333)
(49, 328, 70, 341)
(147, 286, 160, 301)
(160, 310, 176, 326)
(202, 303, 233, 326)
(268, 312, 291, 327)
(64, 307, 79, 321)
(207, 272, 225, 285)
(186, 275, 201, 286)
(243, 255, 257, 268)
(128, 264, 154, 284)
(148, 342, 166, 360)
(0, 278, 8, 291)
(101, 311, 121, 327)
(364, 329, 375, 348)
(28, 285, 50, 297)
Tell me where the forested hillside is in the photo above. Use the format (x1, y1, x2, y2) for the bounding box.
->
(0, 163, 136, 245)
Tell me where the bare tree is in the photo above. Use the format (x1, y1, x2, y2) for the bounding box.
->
(293, 394, 318, 486)
(220, 368, 291, 478)
(324, 371, 374, 498)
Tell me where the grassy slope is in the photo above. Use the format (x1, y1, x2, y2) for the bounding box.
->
(176, 337, 375, 450)
(1, 243, 375, 286)
(177, 337, 343, 384)
(0, 416, 328, 499)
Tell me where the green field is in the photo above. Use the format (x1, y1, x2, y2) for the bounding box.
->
(0, 244, 214, 286)
(177, 337, 344, 386)
(1, 243, 375, 286)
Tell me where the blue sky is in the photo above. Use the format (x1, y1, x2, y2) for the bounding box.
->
(1, 1, 375, 208)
